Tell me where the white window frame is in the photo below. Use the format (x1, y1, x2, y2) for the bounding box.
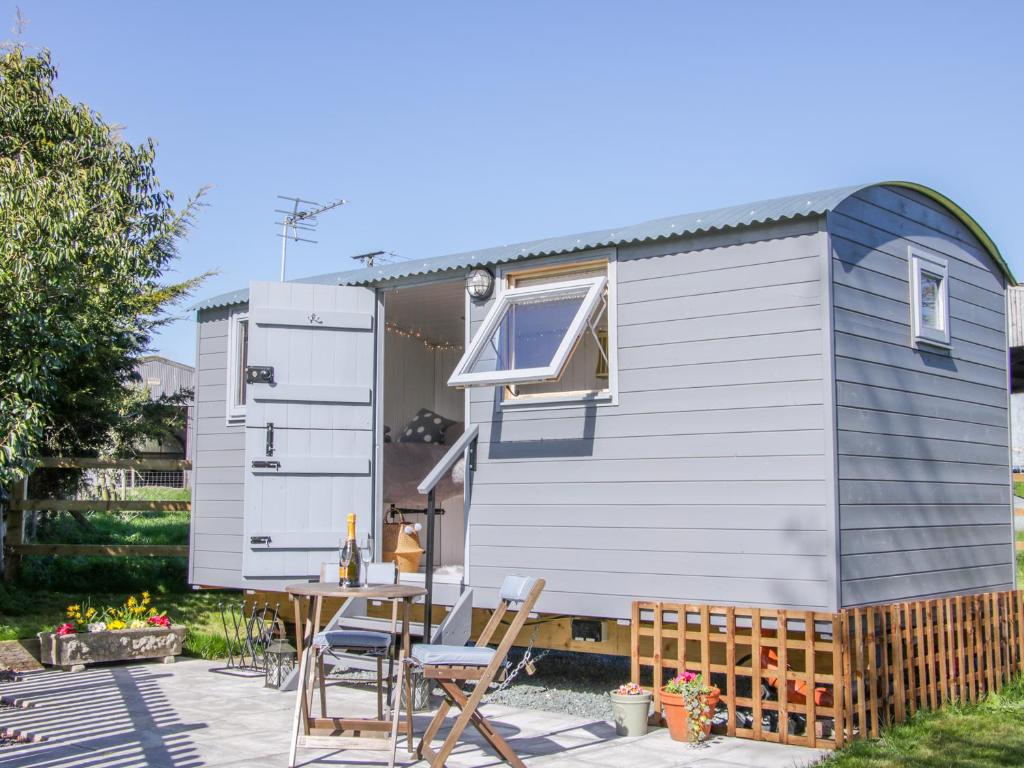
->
(226, 309, 249, 422)
(448, 275, 608, 388)
(908, 246, 951, 348)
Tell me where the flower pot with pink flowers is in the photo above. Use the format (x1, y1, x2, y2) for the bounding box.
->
(38, 592, 185, 672)
(661, 671, 720, 742)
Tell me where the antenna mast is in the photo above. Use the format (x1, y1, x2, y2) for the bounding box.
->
(275, 195, 348, 281)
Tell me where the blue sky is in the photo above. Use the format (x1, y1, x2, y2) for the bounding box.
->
(11, 1, 1024, 365)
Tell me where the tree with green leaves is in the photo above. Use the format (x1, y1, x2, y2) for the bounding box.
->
(0, 47, 206, 484)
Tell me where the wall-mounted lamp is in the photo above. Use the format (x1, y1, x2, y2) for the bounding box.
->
(466, 268, 495, 300)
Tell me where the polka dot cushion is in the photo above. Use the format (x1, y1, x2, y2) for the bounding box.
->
(397, 409, 456, 444)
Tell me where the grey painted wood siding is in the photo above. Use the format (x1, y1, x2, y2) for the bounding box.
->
(466, 219, 835, 619)
(190, 305, 247, 588)
(830, 186, 1014, 606)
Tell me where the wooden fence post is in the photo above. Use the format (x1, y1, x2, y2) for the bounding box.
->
(3, 478, 26, 582)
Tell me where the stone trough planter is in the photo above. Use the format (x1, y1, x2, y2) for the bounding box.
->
(37, 626, 185, 672)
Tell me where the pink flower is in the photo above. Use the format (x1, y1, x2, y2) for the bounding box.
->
(55, 623, 76, 636)
(147, 614, 170, 628)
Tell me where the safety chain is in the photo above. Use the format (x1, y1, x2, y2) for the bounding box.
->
(482, 626, 550, 701)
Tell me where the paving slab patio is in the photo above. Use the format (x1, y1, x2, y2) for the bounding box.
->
(0, 659, 828, 768)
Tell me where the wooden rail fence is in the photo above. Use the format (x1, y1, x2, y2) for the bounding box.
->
(3, 457, 191, 581)
(632, 590, 1024, 750)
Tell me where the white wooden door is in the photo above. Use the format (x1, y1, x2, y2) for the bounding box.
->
(242, 281, 378, 578)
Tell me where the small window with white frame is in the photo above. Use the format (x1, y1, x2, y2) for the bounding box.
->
(449, 256, 616, 403)
(909, 247, 950, 348)
(226, 309, 249, 421)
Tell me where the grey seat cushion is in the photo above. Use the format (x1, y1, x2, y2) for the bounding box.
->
(499, 574, 539, 604)
(411, 643, 495, 667)
(314, 629, 392, 651)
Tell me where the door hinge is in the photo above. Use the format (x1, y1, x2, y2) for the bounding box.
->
(245, 365, 274, 384)
(250, 535, 272, 545)
(251, 459, 281, 470)
(265, 422, 274, 456)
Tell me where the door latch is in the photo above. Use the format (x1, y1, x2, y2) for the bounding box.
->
(250, 535, 272, 545)
(265, 422, 274, 456)
(251, 459, 281, 470)
(245, 365, 274, 384)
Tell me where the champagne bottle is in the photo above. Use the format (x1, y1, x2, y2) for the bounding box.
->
(339, 513, 361, 587)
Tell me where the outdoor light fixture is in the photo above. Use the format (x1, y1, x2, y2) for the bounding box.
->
(466, 268, 494, 300)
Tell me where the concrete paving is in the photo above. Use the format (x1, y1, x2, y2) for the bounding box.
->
(0, 659, 828, 768)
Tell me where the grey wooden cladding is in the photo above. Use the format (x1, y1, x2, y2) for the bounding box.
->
(475, 404, 827, 443)
(840, 566, 1013, 606)
(477, 430, 825, 461)
(471, 380, 825, 423)
(837, 380, 1007, 430)
(840, 504, 1012, 529)
(473, 524, 829, 554)
(836, 430, 1008, 464)
(470, 503, 828, 530)
(833, 282, 1005, 349)
(190, 306, 247, 588)
(836, 406, 1007, 446)
(831, 185, 1013, 607)
(473, 455, 825, 484)
(473, 544, 827, 582)
(466, 228, 836, 614)
(618, 281, 819, 326)
(617, 304, 819, 347)
(839, 480, 1009, 506)
(841, 545, 1010, 581)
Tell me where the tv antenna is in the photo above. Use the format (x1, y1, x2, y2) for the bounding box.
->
(351, 250, 406, 268)
(275, 195, 348, 281)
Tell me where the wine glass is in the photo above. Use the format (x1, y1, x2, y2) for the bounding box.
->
(339, 539, 357, 587)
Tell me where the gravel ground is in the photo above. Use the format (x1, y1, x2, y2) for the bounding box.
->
(485, 649, 629, 720)
(330, 649, 629, 720)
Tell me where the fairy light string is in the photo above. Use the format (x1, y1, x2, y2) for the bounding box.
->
(385, 322, 463, 352)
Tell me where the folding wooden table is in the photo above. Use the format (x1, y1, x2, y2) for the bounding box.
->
(286, 582, 426, 767)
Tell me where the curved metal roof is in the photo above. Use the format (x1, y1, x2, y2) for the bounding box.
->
(193, 181, 1011, 311)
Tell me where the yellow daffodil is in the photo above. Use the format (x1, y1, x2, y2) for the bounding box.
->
(107, 619, 126, 631)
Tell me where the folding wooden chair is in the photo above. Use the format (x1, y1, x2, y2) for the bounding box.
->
(396, 575, 545, 768)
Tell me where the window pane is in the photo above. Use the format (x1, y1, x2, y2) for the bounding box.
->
(468, 291, 586, 374)
(920, 272, 942, 330)
(237, 319, 249, 406)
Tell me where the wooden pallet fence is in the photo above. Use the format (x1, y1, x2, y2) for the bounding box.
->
(631, 601, 842, 749)
(632, 591, 1024, 749)
(2, 457, 191, 581)
(843, 591, 1024, 735)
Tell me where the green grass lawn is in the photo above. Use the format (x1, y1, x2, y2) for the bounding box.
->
(0, 488, 240, 659)
(1014, 481, 1024, 498)
(818, 676, 1024, 767)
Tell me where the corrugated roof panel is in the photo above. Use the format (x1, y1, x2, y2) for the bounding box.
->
(191, 181, 1011, 312)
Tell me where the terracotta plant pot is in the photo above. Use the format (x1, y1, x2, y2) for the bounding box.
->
(661, 686, 721, 742)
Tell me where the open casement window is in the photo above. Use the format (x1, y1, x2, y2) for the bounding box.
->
(909, 247, 951, 348)
(226, 310, 249, 421)
(449, 273, 608, 390)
